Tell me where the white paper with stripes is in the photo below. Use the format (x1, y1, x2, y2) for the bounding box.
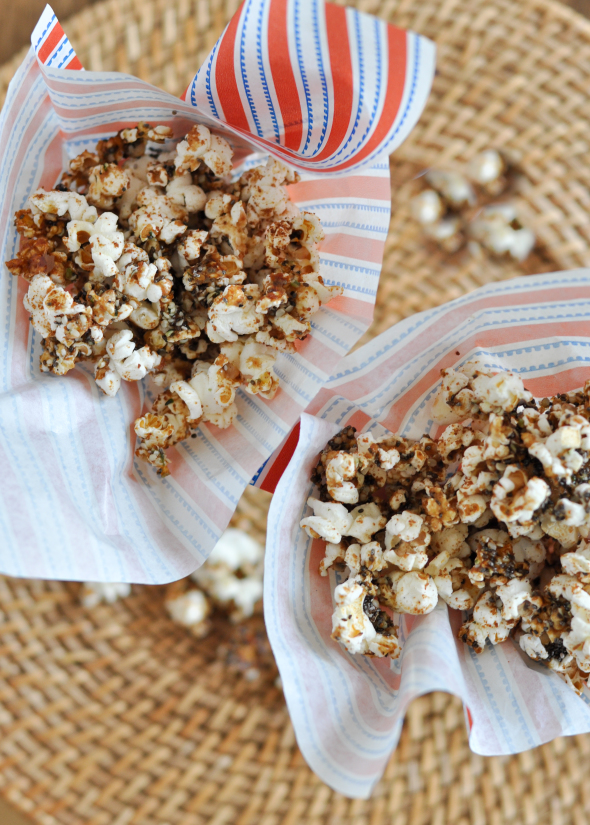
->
(265, 270, 590, 798)
(0, 4, 433, 582)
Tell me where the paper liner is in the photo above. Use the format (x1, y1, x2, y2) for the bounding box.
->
(264, 269, 590, 798)
(0, 3, 433, 582)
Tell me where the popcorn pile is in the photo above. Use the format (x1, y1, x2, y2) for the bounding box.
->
(7, 123, 341, 475)
(302, 362, 590, 693)
(411, 149, 535, 261)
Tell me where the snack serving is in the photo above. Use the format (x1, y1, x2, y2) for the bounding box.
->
(7, 123, 341, 475)
(301, 361, 590, 693)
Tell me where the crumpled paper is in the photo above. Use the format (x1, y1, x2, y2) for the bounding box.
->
(264, 269, 590, 798)
(0, 2, 434, 582)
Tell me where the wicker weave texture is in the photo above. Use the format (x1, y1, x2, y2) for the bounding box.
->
(1, 0, 590, 822)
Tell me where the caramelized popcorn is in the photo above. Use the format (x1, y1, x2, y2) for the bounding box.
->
(332, 578, 400, 657)
(7, 121, 341, 476)
(301, 364, 590, 693)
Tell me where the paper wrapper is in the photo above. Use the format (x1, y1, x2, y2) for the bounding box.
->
(264, 270, 590, 799)
(0, 2, 434, 582)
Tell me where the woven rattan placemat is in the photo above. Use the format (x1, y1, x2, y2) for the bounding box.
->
(2, 0, 590, 822)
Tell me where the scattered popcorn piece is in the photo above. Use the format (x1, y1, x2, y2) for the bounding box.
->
(424, 215, 463, 253)
(411, 189, 444, 225)
(81, 581, 131, 608)
(426, 169, 475, 209)
(191, 527, 264, 621)
(469, 204, 535, 262)
(166, 589, 211, 637)
(468, 150, 507, 196)
(412, 154, 534, 264)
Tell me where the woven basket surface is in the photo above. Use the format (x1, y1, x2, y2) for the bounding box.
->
(2, 0, 590, 822)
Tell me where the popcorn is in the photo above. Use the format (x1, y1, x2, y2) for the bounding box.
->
(469, 204, 535, 262)
(115, 243, 162, 302)
(410, 189, 444, 225)
(426, 170, 475, 209)
(459, 591, 513, 653)
(166, 173, 207, 213)
(87, 164, 130, 209)
(95, 329, 161, 396)
(423, 215, 463, 253)
(191, 527, 264, 621)
(241, 158, 297, 223)
(412, 154, 534, 263)
(81, 581, 131, 608)
(346, 503, 386, 544)
(432, 361, 531, 423)
(301, 497, 354, 544)
(496, 578, 532, 621)
(235, 341, 279, 398)
(380, 571, 438, 615)
(519, 633, 548, 660)
(24, 275, 90, 342)
(166, 589, 211, 637)
(332, 578, 400, 657)
(490, 467, 549, 536)
(177, 229, 209, 269)
(301, 375, 590, 692)
(206, 284, 264, 343)
(65, 211, 125, 281)
(189, 359, 238, 426)
(562, 541, 590, 582)
(8, 122, 340, 476)
(325, 452, 359, 504)
(527, 423, 586, 480)
(29, 189, 98, 222)
(129, 187, 187, 243)
(468, 150, 506, 195)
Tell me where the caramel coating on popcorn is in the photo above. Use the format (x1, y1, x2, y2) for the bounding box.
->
(302, 363, 590, 693)
(7, 122, 342, 476)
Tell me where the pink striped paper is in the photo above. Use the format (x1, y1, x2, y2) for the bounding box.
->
(0, 4, 433, 583)
(265, 270, 590, 798)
